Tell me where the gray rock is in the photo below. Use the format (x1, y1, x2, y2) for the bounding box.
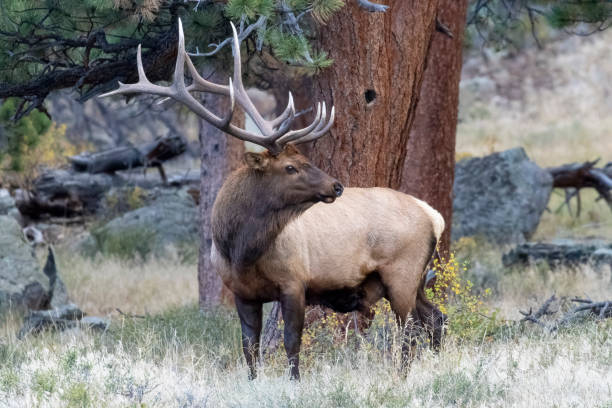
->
(43, 248, 70, 308)
(80, 316, 110, 331)
(90, 187, 198, 257)
(0, 216, 68, 310)
(452, 147, 553, 244)
(0, 189, 15, 215)
(18, 304, 109, 337)
(18, 303, 84, 338)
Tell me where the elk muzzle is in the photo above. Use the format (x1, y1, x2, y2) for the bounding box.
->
(317, 180, 343, 204)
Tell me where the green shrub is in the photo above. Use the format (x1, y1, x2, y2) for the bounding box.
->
(0, 368, 19, 393)
(62, 382, 91, 408)
(91, 226, 156, 260)
(32, 369, 57, 398)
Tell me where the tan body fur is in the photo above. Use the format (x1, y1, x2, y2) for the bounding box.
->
(212, 187, 444, 319)
(209, 147, 445, 380)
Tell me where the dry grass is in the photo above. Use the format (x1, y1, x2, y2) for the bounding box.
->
(457, 30, 612, 167)
(533, 189, 612, 241)
(56, 251, 198, 317)
(1, 251, 611, 407)
(0, 323, 610, 407)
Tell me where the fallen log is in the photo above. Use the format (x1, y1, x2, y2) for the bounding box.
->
(68, 135, 186, 182)
(547, 159, 612, 215)
(15, 168, 199, 219)
(15, 171, 116, 218)
(502, 241, 612, 268)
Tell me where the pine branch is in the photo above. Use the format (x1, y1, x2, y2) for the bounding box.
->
(188, 15, 267, 57)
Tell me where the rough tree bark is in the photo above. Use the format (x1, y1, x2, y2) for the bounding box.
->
(401, 0, 469, 254)
(198, 70, 243, 308)
(290, 1, 438, 189)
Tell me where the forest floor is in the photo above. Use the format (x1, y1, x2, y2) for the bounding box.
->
(1, 28, 612, 408)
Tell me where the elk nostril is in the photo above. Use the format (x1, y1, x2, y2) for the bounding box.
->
(333, 182, 344, 197)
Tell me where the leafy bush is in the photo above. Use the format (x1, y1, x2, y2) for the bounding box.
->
(426, 252, 506, 340)
(1, 98, 85, 186)
(0, 98, 51, 172)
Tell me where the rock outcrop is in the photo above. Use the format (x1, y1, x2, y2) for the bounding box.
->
(0, 216, 67, 309)
(452, 147, 553, 244)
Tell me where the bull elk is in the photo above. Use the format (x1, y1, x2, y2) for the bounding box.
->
(102, 19, 446, 380)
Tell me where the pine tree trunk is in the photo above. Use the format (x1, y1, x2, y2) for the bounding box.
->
(198, 70, 243, 308)
(302, 1, 438, 188)
(401, 0, 469, 254)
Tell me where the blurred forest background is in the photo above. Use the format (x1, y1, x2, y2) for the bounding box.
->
(1, 1, 611, 407)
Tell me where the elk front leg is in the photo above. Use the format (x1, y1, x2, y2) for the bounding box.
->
(235, 296, 263, 380)
(280, 290, 305, 380)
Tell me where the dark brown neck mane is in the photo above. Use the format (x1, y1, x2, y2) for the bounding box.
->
(212, 167, 313, 268)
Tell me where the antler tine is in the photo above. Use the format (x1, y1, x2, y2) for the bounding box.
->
(270, 92, 295, 128)
(276, 102, 322, 144)
(185, 53, 229, 95)
(269, 104, 297, 139)
(173, 19, 188, 93)
(99, 44, 170, 98)
(136, 44, 148, 83)
(226, 21, 279, 139)
(218, 78, 236, 129)
(230, 22, 244, 92)
(293, 105, 335, 145)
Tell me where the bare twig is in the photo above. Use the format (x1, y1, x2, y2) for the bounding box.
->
(436, 17, 454, 38)
(260, 302, 282, 357)
(116, 308, 146, 319)
(188, 15, 267, 57)
(520, 294, 557, 329)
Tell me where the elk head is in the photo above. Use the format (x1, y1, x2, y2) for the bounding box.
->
(244, 144, 343, 206)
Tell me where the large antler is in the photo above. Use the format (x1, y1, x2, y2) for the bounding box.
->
(100, 19, 334, 155)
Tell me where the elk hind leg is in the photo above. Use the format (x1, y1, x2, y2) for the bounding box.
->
(383, 283, 420, 367)
(414, 286, 446, 350)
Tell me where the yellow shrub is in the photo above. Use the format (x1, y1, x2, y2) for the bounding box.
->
(426, 251, 503, 340)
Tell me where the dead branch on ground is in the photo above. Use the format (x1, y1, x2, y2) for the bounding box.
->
(547, 159, 612, 216)
(520, 294, 611, 333)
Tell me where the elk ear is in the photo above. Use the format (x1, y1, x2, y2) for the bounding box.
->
(244, 152, 269, 170)
(284, 143, 301, 155)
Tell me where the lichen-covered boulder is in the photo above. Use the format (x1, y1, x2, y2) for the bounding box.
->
(0, 216, 67, 309)
(452, 147, 553, 244)
(90, 187, 198, 258)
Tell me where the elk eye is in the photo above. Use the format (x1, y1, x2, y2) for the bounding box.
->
(285, 165, 298, 174)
